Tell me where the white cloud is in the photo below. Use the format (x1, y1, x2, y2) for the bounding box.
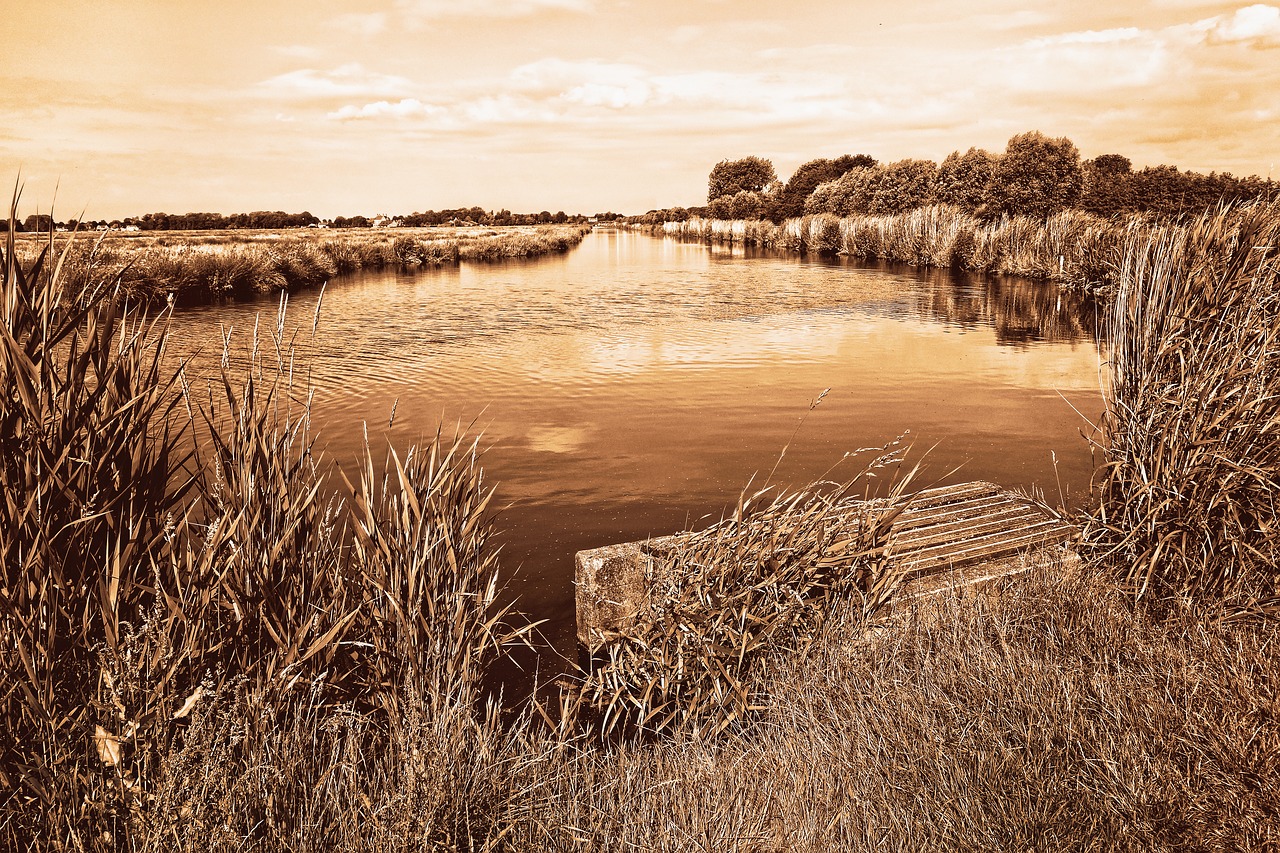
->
(395, 0, 594, 22)
(1027, 27, 1145, 46)
(328, 98, 444, 120)
(310, 58, 861, 138)
(1203, 3, 1280, 43)
(258, 64, 414, 99)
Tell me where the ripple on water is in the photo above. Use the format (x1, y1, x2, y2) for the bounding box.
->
(158, 230, 1104, 664)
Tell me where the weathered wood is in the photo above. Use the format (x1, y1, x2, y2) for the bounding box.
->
(574, 480, 1078, 649)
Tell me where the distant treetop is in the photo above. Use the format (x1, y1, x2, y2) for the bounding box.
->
(707, 157, 778, 203)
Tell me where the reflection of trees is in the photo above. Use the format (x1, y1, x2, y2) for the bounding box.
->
(915, 267, 1100, 346)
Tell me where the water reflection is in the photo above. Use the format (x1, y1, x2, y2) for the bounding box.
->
(160, 229, 1105, 664)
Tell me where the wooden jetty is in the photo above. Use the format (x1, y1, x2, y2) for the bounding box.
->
(575, 480, 1078, 649)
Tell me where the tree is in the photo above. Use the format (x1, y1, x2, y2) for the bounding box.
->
(830, 154, 877, 173)
(1129, 165, 1186, 217)
(778, 159, 840, 221)
(987, 132, 1084, 218)
(1080, 154, 1134, 216)
(936, 148, 997, 213)
(807, 166, 881, 216)
(726, 190, 765, 220)
(707, 156, 777, 203)
(706, 195, 732, 219)
(870, 159, 938, 214)
(23, 214, 54, 232)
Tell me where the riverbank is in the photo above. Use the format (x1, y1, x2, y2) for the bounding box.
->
(12, 222, 592, 306)
(3, 201, 1278, 850)
(638, 206, 1210, 292)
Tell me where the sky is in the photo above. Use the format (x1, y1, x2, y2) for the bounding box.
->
(3, 0, 1278, 219)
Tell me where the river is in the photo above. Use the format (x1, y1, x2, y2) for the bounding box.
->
(162, 226, 1105, 668)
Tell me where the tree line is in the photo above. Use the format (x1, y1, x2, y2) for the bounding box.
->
(632, 132, 1275, 224)
(15, 207, 602, 232)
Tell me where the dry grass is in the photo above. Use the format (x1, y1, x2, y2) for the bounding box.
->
(13, 224, 591, 307)
(513, 555, 1280, 852)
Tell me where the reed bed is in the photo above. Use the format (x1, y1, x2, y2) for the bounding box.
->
(0, 208, 534, 849)
(1083, 202, 1280, 607)
(12, 224, 591, 307)
(653, 207, 1144, 290)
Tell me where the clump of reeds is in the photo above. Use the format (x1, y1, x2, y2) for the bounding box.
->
(658, 207, 1128, 290)
(12, 224, 592, 309)
(576, 441, 918, 739)
(0, 197, 193, 846)
(1084, 201, 1280, 608)
(0, 204, 534, 849)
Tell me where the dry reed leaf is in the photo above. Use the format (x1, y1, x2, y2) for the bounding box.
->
(94, 725, 121, 766)
(172, 686, 207, 720)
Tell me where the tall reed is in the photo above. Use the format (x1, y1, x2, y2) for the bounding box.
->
(1, 197, 193, 845)
(0, 205, 534, 849)
(648, 206, 1134, 290)
(1084, 201, 1280, 606)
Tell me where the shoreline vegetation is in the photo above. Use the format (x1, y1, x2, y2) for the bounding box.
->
(622, 131, 1277, 294)
(11, 223, 592, 307)
(3, 195, 1279, 849)
(632, 207, 1145, 291)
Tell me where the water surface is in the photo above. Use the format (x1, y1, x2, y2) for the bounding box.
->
(164, 228, 1105, 663)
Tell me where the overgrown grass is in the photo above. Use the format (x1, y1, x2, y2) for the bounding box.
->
(4, 198, 1279, 850)
(514, 555, 1280, 851)
(13, 224, 591, 307)
(79, 555, 1279, 851)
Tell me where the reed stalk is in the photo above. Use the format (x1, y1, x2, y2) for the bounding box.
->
(1083, 201, 1280, 607)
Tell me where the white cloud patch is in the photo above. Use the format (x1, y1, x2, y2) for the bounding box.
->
(1028, 27, 1145, 46)
(512, 59, 654, 108)
(328, 98, 444, 120)
(395, 0, 594, 23)
(258, 63, 414, 99)
(1203, 3, 1280, 43)
(999, 4, 1280, 97)
(320, 58, 859, 135)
